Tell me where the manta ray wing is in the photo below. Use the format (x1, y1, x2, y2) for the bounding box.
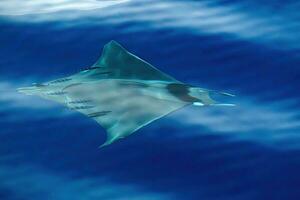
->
(91, 40, 181, 82)
(63, 80, 189, 147)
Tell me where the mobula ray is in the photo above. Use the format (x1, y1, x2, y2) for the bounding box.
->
(18, 41, 234, 147)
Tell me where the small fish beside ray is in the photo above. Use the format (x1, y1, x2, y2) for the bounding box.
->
(17, 41, 235, 147)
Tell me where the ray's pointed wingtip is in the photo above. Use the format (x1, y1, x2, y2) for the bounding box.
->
(106, 40, 122, 48)
(98, 134, 125, 149)
(98, 141, 111, 149)
(108, 40, 118, 44)
(98, 138, 116, 149)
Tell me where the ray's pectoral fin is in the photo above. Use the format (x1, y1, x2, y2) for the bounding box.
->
(64, 81, 189, 147)
(92, 40, 181, 82)
(96, 99, 188, 147)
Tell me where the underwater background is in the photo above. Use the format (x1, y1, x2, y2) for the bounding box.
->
(1, 0, 300, 199)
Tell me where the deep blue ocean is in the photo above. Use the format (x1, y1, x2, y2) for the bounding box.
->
(1, 0, 300, 199)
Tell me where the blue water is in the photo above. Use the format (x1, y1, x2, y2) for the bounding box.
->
(1, 0, 300, 199)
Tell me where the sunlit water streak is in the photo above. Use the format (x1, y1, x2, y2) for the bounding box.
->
(1, 0, 300, 50)
(0, 0, 130, 15)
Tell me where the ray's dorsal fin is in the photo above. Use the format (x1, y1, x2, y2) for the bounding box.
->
(92, 40, 180, 82)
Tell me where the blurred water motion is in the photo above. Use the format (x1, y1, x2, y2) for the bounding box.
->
(0, 0, 129, 15)
(0, 0, 300, 200)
